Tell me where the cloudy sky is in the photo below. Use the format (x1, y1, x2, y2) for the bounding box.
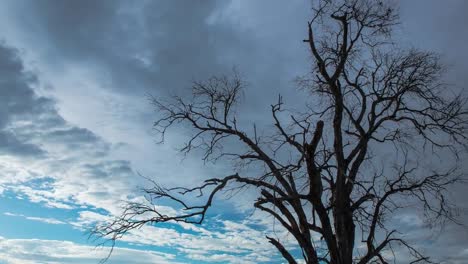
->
(0, 1, 467, 263)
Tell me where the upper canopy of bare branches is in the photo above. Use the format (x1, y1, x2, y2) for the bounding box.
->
(93, 1, 467, 263)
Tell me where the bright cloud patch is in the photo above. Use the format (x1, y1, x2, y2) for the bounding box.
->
(0, 237, 180, 264)
(4, 212, 66, 225)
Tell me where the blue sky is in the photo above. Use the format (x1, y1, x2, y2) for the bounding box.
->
(0, 1, 467, 263)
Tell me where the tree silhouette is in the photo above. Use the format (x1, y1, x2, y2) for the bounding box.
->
(93, 1, 467, 263)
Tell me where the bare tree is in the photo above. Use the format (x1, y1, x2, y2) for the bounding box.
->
(93, 1, 467, 263)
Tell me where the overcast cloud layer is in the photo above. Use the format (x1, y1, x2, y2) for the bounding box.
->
(0, 1, 467, 263)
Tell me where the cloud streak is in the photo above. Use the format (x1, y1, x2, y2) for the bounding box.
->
(4, 212, 66, 225)
(0, 237, 181, 264)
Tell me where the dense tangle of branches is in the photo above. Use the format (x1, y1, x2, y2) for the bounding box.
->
(93, 1, 467, 263)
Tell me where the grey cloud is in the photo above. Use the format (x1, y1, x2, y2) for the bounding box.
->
(46, 127, 109, 150)
(398, 1, 468, 262)
(81, 160, 133, 180)
(0, 131, 45, 157)
(5, 1, 233, 94)
(14, 0, 122, 63)
(0, 44, 49, 157)
(0, 45, 44, 124)
(3, 0, 311, 113)
(0, 42, 112, 159)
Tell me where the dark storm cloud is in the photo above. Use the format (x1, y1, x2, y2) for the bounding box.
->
(46, 127, 107, 148)
(7, 0, 239, 94)
(82, 160, 133, 180)
(0, 44, 46, 126)
(0, 131, 45, 157)
(0, 43, 48, 157)
(4, 0, 311, 115)
(0, 42, 110, 158)
(9, 0, 124, 66)
(400, 0, 468, 94)
(398, 2, 468, 262)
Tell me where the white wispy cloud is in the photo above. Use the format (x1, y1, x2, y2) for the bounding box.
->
(0, 237, 181, 264)
(73, 208, 315, 263)
(3, 212, 66, 225)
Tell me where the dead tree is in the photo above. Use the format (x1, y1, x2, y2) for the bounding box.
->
(93, 1, 467, 263)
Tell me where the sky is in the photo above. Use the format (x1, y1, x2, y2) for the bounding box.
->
(0, 1, 467, 263)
